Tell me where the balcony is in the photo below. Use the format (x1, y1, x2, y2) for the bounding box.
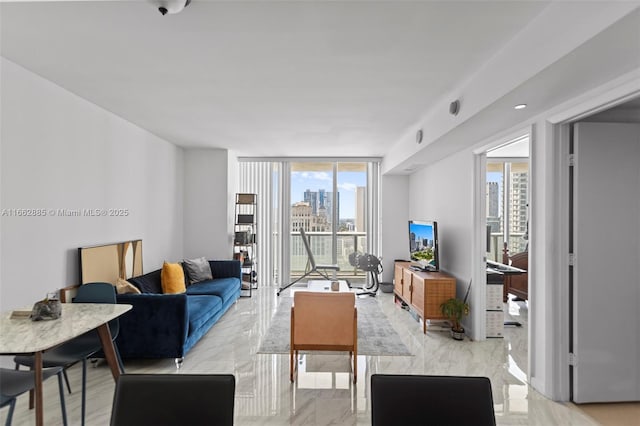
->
(289, 231, 369, 286)
(488, 232, 527, 261)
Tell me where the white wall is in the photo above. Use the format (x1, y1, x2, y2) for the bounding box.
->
(404, 115, 554, 391)
(0, 58, 184, 310)
(403, 72, 640, 401)
(408, 150, 475, 328)
(380, 174, 409, 282)
(183, 148, 233, 260)
(528, 119, 560, 399)
(227, 151, 240, 254)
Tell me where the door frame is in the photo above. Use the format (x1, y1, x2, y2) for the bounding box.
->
(472, 127, 532, 343)
(546, 72, 640, 401)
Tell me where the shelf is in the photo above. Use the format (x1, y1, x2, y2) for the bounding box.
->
(236, 193, 256, 204)
(235, 193, 257, 297)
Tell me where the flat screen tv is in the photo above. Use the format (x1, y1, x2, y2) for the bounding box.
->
(408, 220, 439, 271)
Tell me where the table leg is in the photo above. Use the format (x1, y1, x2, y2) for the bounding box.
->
(96, 324, 121, 380)
(34, 351, 43, 426)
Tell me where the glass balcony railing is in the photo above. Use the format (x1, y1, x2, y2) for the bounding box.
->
(289, 231, 368, 286)
(488, 232, 527, 262)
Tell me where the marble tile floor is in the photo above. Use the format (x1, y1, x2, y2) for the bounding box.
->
(1, 287, 602, 425)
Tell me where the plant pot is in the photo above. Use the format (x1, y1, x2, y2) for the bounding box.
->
(450, 328, 465, 341)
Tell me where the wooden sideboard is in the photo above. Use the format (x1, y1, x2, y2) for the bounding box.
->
(393, 261, 456, 333)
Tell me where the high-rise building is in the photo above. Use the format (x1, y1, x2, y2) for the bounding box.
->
(355, 186, 365, 232)
(486, 181, 499, 218)
(302, 189, 339, 225)
(291, 201, 312, 232)
(509, 171, 529, 252)
(303, 189, 318, 214)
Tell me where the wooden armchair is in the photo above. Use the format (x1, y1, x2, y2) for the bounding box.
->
(290, 292, 357, 383)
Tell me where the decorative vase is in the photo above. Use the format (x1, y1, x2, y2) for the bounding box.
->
(450, 328, 465, 341)
(30, 298, 62, 321)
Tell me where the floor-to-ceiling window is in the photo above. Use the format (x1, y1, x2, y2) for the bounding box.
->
(289, 161, 370, 285)
(239, 159, 379, 288)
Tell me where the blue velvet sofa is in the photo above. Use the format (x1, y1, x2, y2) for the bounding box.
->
(115, 260, 241, 363)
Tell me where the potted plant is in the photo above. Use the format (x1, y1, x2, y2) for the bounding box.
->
(440, 280, 472, 340)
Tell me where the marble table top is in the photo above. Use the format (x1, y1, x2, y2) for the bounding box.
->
(0, 303, 131, 353)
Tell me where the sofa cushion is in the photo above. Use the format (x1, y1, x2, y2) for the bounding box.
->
(187, 295, 222, 336)
(186, 278, 240, 305)
(115, 278, 141, 295)
(162, 262, 186, 294)
(128, 269, 163, 294)
(183, 257, 213, 285)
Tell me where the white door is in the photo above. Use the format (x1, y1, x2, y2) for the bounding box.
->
(572, 122, 640, 403)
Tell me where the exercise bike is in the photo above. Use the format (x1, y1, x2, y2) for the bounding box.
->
(348, 252, 383, 297)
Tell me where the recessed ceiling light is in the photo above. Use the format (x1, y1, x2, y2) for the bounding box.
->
(514, 104, 527, 110)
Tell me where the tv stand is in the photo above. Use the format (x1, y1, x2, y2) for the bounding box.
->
(409, 264, 437, 273)
(394, 261, 456, 333)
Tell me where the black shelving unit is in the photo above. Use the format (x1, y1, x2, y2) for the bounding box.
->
(234, 193, 257, 296)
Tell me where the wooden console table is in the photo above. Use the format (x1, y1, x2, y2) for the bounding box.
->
(393, 261, 456, 333)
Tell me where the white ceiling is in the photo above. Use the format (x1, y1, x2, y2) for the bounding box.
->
(0, 0, 550, 157)
(487, 137, 529, 158)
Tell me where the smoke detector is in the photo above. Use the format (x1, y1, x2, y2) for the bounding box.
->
(151, 0, 191, 15)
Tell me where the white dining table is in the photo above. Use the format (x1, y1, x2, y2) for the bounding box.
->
(0, 303, 132, 426)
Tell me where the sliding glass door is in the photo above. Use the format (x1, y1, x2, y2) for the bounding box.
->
(289, 161, 369, 286)
(239, 159, 378, 288)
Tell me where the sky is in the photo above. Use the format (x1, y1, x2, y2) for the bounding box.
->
(409, 221, 434, 241)
(487, 171, 503, 213)
(291, 171, 366, 219)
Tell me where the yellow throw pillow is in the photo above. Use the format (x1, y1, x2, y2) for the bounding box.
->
(115, 278, 141, 295)
(161, 262, 186, 294)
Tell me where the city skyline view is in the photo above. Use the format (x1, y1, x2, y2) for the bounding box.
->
(409, 221, 435, 244)
(291, 170, 365, 219)
(486, 163, 529, 255)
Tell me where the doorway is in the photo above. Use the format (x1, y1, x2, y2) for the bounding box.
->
(567, 100, 640, 403)
(474, 132, 530, 375)
(486, 138, 530, 262)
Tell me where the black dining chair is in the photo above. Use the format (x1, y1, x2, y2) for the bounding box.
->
(370, 374, 496, 426)
(110, 374, 235, 426)
(14, 282, 124, 426)
(0, 367, 68, 426)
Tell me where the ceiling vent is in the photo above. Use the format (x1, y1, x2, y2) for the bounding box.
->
(449, 100, 460, 116)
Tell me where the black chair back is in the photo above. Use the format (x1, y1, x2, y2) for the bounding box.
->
(371, 374, 496, 426)
(110, 374, 235, 426)
(74, 282, 119, 338)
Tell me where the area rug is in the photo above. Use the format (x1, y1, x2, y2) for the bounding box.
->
(257, 296, 412, 356)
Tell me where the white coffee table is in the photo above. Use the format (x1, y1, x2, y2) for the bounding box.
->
(289, 280, 351, 297)
(307, 280, 350, 292)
